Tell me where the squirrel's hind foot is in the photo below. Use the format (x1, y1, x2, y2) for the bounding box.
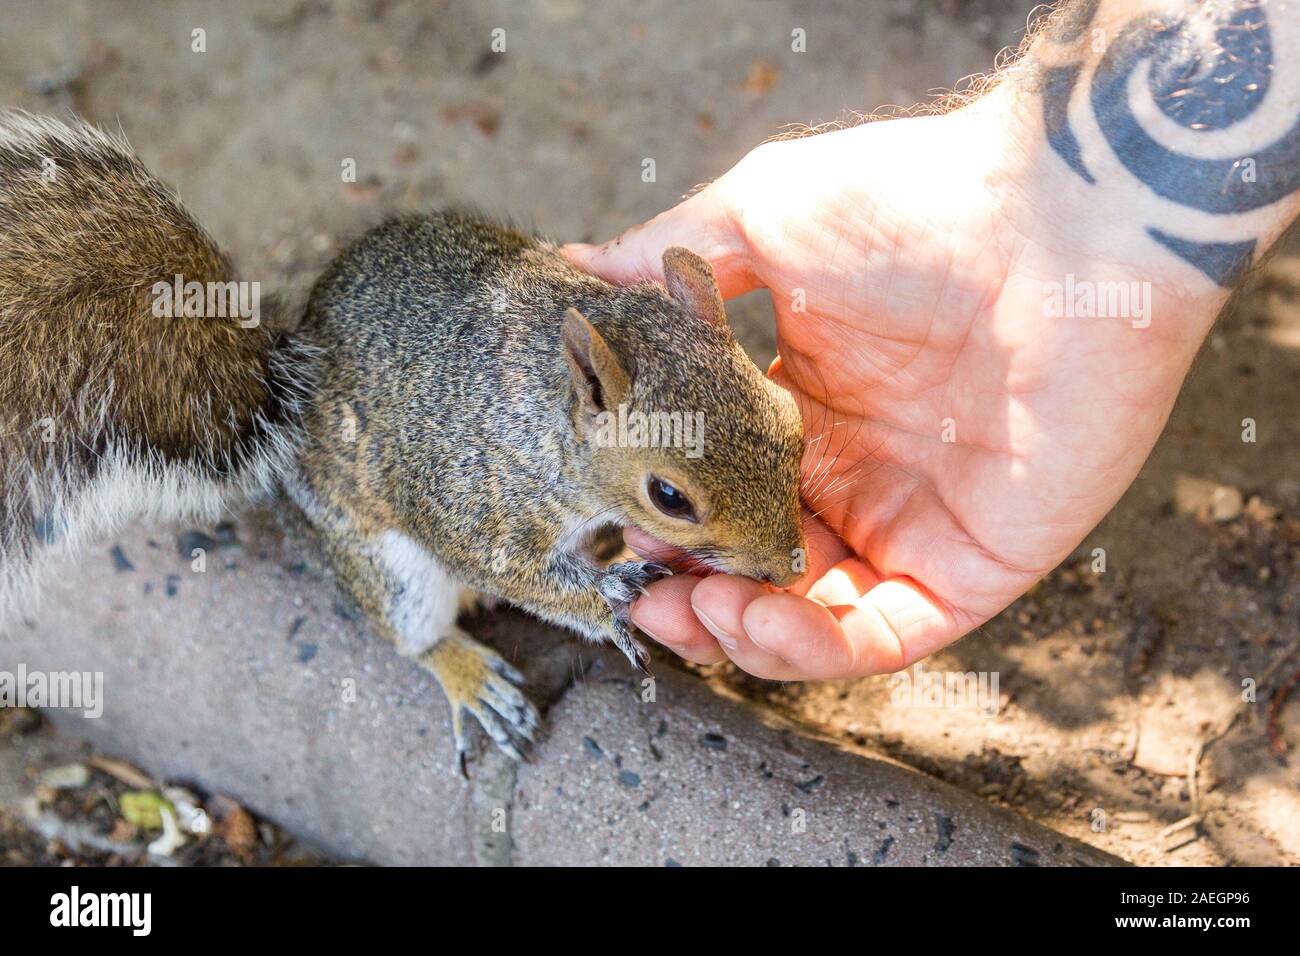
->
(421, 630, 539, 776)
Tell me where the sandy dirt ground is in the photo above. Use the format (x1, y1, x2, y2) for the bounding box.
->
(0, 0, 1296, 865)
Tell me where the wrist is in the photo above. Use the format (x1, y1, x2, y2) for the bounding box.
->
(960, 77, 1228, 346)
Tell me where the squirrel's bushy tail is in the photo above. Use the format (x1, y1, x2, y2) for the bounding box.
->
(0, 111, 308, 618)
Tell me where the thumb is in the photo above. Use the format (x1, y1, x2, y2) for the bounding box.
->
(562, 181, 758, 299)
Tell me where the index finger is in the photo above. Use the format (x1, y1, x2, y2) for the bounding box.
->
(561, 185, 758, 299)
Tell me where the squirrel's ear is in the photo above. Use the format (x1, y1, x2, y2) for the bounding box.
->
(562, 307, 630, 415)
(663, 247, 726, 327)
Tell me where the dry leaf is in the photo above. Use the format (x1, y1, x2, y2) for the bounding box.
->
(743, 61, 781, 95)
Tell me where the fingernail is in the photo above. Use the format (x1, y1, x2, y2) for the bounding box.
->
(694, 608, 737, 651)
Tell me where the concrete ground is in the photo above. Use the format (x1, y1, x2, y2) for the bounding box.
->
(6, 514, 1118, 866)
(0, 0, 1035, 350)
(0, 0, 1295, 865)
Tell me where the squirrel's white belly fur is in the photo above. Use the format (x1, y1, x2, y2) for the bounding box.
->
(369, 529, 478, 658)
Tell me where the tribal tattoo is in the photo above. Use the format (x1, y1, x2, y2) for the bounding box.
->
(1039, 0, 1299, 287)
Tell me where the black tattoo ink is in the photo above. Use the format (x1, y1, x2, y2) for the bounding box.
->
(1092, 5, 1297, 214)
(1041, 1, 1300, 287)
(1044, 64, 1095, 184)
(1147, 227, 1255, 287)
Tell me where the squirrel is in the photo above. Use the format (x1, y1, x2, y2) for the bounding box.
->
(0, 112, 807, 771)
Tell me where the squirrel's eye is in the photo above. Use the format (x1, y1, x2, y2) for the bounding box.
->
(647, 476, 697, 523)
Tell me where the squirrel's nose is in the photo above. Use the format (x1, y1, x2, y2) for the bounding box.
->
(759, 562, 803, 589)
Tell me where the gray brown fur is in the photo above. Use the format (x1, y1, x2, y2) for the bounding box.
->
(0, 112, 305, 612)
(0, 114, 806, 767)
(294, 213, 804, 656)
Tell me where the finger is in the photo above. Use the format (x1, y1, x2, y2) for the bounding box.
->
(689, 575, 806, 680)
(806, 555, 881, 605)
(623, 525, 731, 578)
(628, 574, 727, 665)
(788, 510, 852, 597)
(623, 526, 688, 566)
(561, 185, 758, 299)
(628, 509, 849, 597)
(738, 593, 853, 678)
(742, 569, 963, 679)
(837, 575, 961, 668)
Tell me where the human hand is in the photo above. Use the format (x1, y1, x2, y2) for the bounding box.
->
(564, 0, 1300, 680)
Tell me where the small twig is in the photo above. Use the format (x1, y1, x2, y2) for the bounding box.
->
(1124, 704, 1141, 764)
(1159, 813, 1203, 853)
(1173, 641, 1300, 852)
(88, 755, 154, 790)
(1198, 642, 1300, 775)
(1266, 667, 1300, 758)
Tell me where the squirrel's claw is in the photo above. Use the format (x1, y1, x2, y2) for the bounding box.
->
(599, 560, 672, 605)
(423, 631, 539, 776)
(634, 562, 673, 591)
(611, 629, 652, 673)
(598, 561, 671, 672)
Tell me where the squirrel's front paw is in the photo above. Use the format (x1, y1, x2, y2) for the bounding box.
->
(421, 631, 540, 776)
(597, 561, 672, 671)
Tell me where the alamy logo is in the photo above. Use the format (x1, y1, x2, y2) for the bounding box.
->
(0, 665, 103, 718)
(1042, 274, 1151, 328)
(151, 274, 261, 328)
(593, 403, 705, 459)
(50, 886, 151, 936)
(888, 663, 1000, 716)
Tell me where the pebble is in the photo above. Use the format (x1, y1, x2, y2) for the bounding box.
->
(1209, 486, 1244, 522)
(617, 769, 640, 788)
(40, 763, 90, 790)
(177, 530, 217, 559)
